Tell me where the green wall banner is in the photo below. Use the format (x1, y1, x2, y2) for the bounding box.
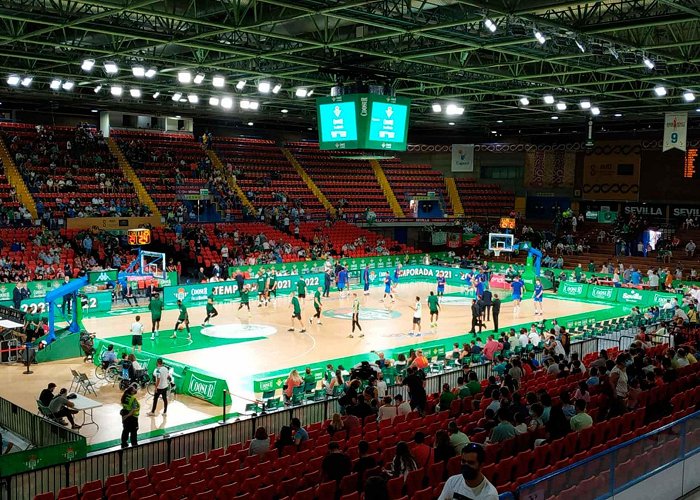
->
(0, 440, 87, 477)
(557, 282, 589, 299)
(587, 285, 618, 302)
(616, 288, 649, 306)
(88, 269, 118, 285)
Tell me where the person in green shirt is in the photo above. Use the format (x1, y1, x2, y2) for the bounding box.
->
(303, 367, 316, 386)
(288, 292, 306, 333)
(588, 261, 595, 273)
(256, 269, 268, 308)
(466, 372, 482, 395)
(202, 295, 218, 326)
(171, 300, 191, 340)
(310, 286, 323, 325)
(428, 291, 440, 331)
(268, 269, 277, 304)
(348, 292, 363, 338)
(238, 285, 251, 314)
(438, 383, 456, 411)
(570, 399, 593, 431)
(148, 292, 164, 340)
(574, 264, 583, 282)
(296, 277, 307, 304)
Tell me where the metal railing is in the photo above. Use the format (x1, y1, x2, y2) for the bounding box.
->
(0, 397, 83, 449)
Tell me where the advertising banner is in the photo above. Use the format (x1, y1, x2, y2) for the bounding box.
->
(663, 112, 688, 152)
(616, 288, 649, 306)
(451, 144, 475, 172)
(557, 282, 589, 299)
(586, 285, 618, 302)
(88, 269, 118, 285)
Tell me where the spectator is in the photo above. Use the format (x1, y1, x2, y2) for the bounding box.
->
(570, 399, 593, 431)
(438, 383, 456, 412)
(488, 408, 517, 444)
(249, 427, 270, 456)
(284, 369, 303, 403)
(385, 441, 418, 480)
(353, 440, 377, 475)
(378, 396, 397, 421)
(448, 421, 470, 455)
(327, 413, 346, 437)
(48, 388, 80, 429)
(438, 442, 499, 500)
(466, 371, 482, 395)
(514, 413, 528, 435)
(434, 429, 456, 463)
(412, 431, 433, 468)
(572, 381, 591, 403)
(545, 406, 570, 441)
(291, 417, 308, 446)
(321, 442, 353, 482)
(394, 394, 412, 417)
(39, 382, 56, 407)
(275, 426, 294, 454)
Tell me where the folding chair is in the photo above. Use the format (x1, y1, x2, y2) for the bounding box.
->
(69, 369, 81, 393)
(77, 372, 97, 395)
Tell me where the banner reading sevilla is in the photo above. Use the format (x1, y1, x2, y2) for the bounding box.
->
(663, 112, 688, 152)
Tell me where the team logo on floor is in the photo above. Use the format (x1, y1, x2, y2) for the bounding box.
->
(200, 324, 276, 339)
(323, 308, 401, 320)
(437, 296, 477, 306)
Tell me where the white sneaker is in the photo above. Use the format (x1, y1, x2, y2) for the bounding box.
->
(146, 412, 156, 416)
(150, 335, 155, 340)
(317, 321, 323, 325)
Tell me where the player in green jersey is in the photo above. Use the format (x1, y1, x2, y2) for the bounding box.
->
(148, 292, 164, 340)
(202, 295, 218, 326)
(288, 291, 306, 333)
(171, 300, 191, 340)
(428, 291, 441, 331)
(238, 285, 251, 314)
(310, 286, 323, 325)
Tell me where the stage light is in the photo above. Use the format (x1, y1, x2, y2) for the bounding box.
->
(484, 18, 497, 33)
(62, 81, 74, 91)
(654, 86, 667, 97)
(295, 88, 308, 98)
(20, 77, 32, 87)
(534, 31, 546, 44)
(152, 91, 160, 98)
(614, 113, 623, 117)
(240, 100, 251, 109)
(556, 102, 567, 111)
(591, 107, 601, 116)
(575, 40, 586, 53)
(307, 90, 314, 97)
(6, 75, 19, 86)
(212, 76, 225, 88)
(579, 100, 591, 110)
(103, 61, 118, 74)
(543, 95, 555, 104)
(209, 96, 220, 106)
(519, 97, 529, 106)
(258, 81, 271, 93)
(448, 122, 455, 126)
(172, 92, 182, 101)
(81, 59, 95, 72)
(431, 103, 442, 113)
(94, 85, 102, 93)
(683, 91, 695, 102)
(236, 80, 246, 90)
(247, 122, 254, 126)
(132, 66, 145, 78)
(193, 73, 205, 84)
(221, 97, 233, 109)
(50, 79, 61, 90)
(187, 94, 199, 104)
(178, 71, 192, 84)
(145, 68, 157, 78)
(130, 88, 141, 98)
(110, 85, 122, 96)
(551, 116, 559, 120)
(445, 104, 464, 115)
(249, 101, 259, 110)
(643, 57, 655, 70)
(281, 109, 289, 113)
(272, 84, 281, 94)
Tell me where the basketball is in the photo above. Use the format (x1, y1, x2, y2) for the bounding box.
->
(178, 323, 185, 331)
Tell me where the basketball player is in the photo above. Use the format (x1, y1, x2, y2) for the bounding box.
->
(256, 269, 267, 307)
(510, 276, 524, 317)
(171, 300, 191, 340)
(533, 278, 544, 316)
(362, 264, 371, 295)
(428, 291, 440, 331)
(310, 286, 323, 325)
(288, 291, 306, 333)
(348, 292, 363, 338)
(238, 284, 251, 314)
(380, 272, 394, 303)
(202, 295, 218, 326)
(392, 263, 402, 293)
(268, 269, 277, 304)
(296, 277, 307, 304)
(436, 272, 446, 299)
(409, 295, 422, 336)
(337, 266, 349, 298)
(148, 292, 164, 340)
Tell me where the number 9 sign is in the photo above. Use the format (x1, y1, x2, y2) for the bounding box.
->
(671, 132, 679, 144)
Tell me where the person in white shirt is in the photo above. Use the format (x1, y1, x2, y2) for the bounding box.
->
(394, 394, 411, 416)
(687, 241, 696, 258)
(376, 373, 388, 399)
(438, 443, 499, 500)
(410, 296, 422, 337)
(662, 300, 674, 311)
(528, 325, 541, 347)
(148, 358, 170, 416)
(518, 329, 529, 349)
(649, 272, 659, 289)
(130, 315, 144, 353)
(378, 396, 397, 421)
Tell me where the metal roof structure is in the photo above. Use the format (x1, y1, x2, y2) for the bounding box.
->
(0, 0, 699, 133)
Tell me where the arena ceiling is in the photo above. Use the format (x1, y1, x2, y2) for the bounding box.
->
(0, 0, 699, 133)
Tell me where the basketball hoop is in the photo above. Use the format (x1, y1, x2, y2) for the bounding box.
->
(493, 249, 502, 258)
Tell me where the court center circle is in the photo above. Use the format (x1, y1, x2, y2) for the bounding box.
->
(200, 323, 277, 339)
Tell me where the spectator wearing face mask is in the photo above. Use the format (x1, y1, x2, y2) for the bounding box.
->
(438, 442, 499, 500)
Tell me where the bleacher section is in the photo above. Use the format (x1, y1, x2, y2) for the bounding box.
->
(454, 177, 515, 217)
(297, 220, 418, 257)
(214, 138, 326, 219)
(1, 123, 148, 220)
(111, 130, 210, 214)
(381, 160, 452, 216)
(285, 143, 394, 219)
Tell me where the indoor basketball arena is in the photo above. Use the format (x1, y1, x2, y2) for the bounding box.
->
(0, 1, 699, 500)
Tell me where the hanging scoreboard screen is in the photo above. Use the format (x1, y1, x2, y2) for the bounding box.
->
(685, 148, 699, 179)
(316, 94, 411, 151)
(128, 228, 151, 246)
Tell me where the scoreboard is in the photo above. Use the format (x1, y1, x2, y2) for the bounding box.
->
(685, 148, 699, 179)
(316, 94, 411, 151)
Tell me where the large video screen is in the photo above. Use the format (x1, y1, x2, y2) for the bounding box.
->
(316, 94, 411, 151)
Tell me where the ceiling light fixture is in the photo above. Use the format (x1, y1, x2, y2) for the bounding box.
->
(575, 40, 586, 53)
(445, 104, 465, 115)
(177, 71, 192, 84)
(145, 68, 157, 78)
(103, 61, 118, 74)
(187, 94, 199, 104)
(6, 75, 19, 86)
(94, 85, 102, 93)
(132, 66, 145, 78)
(683, 91, 695, 102)
(62, 81, 74, 91)
(247, 122, 254, 126)
(221, 97, 233, 109)
(556, 102, 567, 111)
(591, 107, 601, 116)
(209, 97, 220, 106)
(614, 113, 623, 117)
(431, 103, 442, 113)
(258, 81, 271, 93)
(534, 30, 546, 44)
(81, 59, 95, 72)
(551, 116, 559, 120)
(448, 122, 455, 126)
(249, 101, 260, 110)
(130, 88, 141, 98)
(172, 92, 182, 101)
(295, 88, 308, 98)
(519, 97, 529, 106)
(579, 100, 591, 110)
(110, 85, 122, 96)
(654, 86, 667, 97)
(543, 95, 555, 104)
(20, 77, 32, 87)
(50, 79, 61, 90)
(240, 100, 251, 109)
(212, 76, 225, 88)
(152, 91, 160, 98)
(643, 57, 655, 70)
(193, 73, 205, 85)
(272, 84, 282, 94)
(484, 18, 497, 33)
(236, 80, 246, 90)
(281, 109, 289, 113)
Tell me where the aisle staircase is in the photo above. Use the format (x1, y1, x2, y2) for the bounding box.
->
(106, 137, 161, 220)
(0, 141, 37, 219)
(281, 148, 336, 217)
(205, 149, 256, 215)
(445, 177, 464, 217)
(369, 159, 405, 218)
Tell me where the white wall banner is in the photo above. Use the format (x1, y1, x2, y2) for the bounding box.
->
(451, 144, 475, 172)
(663, 112, 688, 152)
